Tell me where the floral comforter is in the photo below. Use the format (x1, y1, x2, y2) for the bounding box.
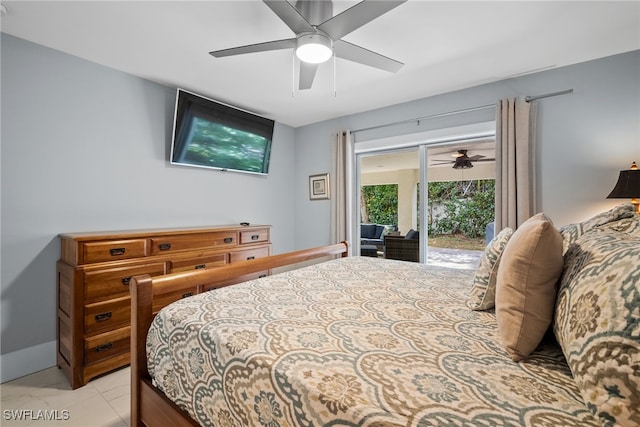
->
(147, 256, 597, 427)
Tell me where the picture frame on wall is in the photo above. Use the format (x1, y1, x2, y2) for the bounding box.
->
(309, 173, 330, 200)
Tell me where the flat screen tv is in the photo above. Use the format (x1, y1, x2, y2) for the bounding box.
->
(170, 89, 274, 175)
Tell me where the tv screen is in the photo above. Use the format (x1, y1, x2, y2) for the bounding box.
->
(170, 89, 274, 175)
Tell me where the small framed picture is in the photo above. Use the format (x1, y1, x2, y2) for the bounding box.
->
(309, 173, 330, 200)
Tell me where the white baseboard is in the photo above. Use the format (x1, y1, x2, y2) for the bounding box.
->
(0, 340, 57, 383)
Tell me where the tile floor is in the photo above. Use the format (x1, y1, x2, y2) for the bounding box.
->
(0, 366, 130, 427)
(427, 247, 482, 270)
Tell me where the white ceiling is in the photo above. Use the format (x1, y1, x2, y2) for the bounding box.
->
(1, 1, 638, 128)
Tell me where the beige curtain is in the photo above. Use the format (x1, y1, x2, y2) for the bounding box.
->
(495, 97, 537, 230)
(331, 131, 354, 249)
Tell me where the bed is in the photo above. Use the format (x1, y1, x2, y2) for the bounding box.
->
(130, 206, 639, 427)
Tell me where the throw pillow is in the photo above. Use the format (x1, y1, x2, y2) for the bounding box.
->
(361, 224, 376, 239)
(554, 229, 640, 426)
(596, 215, 640, 235)
(495, 213, 564, 361)
(373, 225, 385, 239)
(467, 227, 513, 311)
(558, 203, 635, 255)
(405, 229, 419, 239)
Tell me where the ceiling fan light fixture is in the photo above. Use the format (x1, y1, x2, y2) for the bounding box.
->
(296, 33, 333, 64)
(452, 159, 474, 169)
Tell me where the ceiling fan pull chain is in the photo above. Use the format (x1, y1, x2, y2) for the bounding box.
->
(333, 53, 337, 98)
(292, 50, 296, 98)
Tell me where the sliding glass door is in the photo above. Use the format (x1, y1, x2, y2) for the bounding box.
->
(356, 139, 495, 269)
(425, 142, 495, 268)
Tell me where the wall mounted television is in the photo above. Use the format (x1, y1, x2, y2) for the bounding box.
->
(170, 89, 274, 175)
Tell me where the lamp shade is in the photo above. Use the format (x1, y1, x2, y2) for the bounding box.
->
(607, 161, 640, 214)
(607, 163, 640, 199)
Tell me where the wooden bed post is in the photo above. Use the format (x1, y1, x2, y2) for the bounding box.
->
(341, 241, 349, 257)
(130, 274, 153, 427)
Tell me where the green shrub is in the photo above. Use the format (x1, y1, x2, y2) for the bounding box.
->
(428, 180, 495, 238)
(361, 184, 398, 225)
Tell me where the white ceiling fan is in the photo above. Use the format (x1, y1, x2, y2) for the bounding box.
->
(209, 0, 407, 90)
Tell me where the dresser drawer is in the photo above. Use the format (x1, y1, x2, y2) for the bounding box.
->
(170, 253, 227, 273)
(150, 231, 237, 254)
(84, 327, 130, 366)
(82, 239, 148, 264)
(84, 262, 166, 302)
(230, 246, 270, 263)
(240, 228, 269, 244)
(84, 296, 130, 335)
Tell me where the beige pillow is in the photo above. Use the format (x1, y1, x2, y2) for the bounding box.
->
(495, 213, 564, 361)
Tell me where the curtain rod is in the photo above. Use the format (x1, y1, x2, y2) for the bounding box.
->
(352, 88, 573, 134)
(524, 88, 573, 102)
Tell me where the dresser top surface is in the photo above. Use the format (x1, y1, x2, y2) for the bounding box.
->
(59, 224, 271, 241)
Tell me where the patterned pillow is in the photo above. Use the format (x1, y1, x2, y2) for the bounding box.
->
(467, 227, 513, 310)
(596, 216, 640, 235)
(558, 203, 635, 255)
(554, 228, 640, 426)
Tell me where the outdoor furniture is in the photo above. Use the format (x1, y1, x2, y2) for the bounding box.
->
(384, 234, 419, 262)
(485, 221, 495, 246)
(360, 245, 379, 257)
(360, 224, 386, 249)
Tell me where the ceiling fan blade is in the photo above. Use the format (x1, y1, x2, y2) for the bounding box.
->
(263, 0, 314, 35)
(299, 61, 319, 90)
(333, 40, 403, 73)
(468, 155, 486, 161)
(430, 160, 454, 165)
(318, 0, 407, 41)
(210, 38, 296, 58)
(474, 158, 496, 162)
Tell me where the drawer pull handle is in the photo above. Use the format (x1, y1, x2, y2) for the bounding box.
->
(158, 243, 172, 251)
(251, 234, 260, 240)
(110, 248, 125, 256)
(246, 256, 256, 260)
(259, 274, 267, 278)
(224, 237, 233, 244)
(195, 264, 206, 269)
(96, 342, 113, 352)
(122, 277, 132, 286)
(95, 312, 112, 322)
(182, 292, 193, 298)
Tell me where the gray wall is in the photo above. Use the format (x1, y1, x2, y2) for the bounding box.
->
(293, 50, 640, 248)
(1, 35, 297, 380)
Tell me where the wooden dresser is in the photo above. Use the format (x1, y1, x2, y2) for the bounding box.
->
(56, 224, 271, 389)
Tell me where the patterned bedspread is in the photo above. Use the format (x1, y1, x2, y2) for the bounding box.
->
(147, 256, 598, 427)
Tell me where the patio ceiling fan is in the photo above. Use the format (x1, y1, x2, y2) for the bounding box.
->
(431, 150, 495, 169)
(209, 0, 407, 90)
